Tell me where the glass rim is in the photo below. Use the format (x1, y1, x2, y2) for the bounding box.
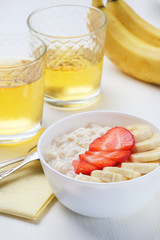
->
(27, 3, 107, 39)
(0, 33, 47, 70)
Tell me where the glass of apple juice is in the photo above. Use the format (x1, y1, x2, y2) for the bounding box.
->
(0, 33, 46, 143)
(27, 4, 107, 108)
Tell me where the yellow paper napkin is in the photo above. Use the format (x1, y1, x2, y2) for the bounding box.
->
(0, 129, 54, 221)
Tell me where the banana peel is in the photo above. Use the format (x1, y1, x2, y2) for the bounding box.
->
(106, 0, 160, 47)
(92, 0, 160, 85)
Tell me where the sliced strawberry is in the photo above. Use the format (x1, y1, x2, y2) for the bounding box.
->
(79, 150, 131, 169)
(89, 127, 135, 152)
(72, 160, 99, 175)
(80, 153, 117, 169)
(80, 150, 131, 163)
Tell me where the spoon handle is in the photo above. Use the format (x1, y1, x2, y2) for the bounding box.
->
(0, 145, 37, 169)
(0, 156, 25, 169)
(0, 151, 39, 180)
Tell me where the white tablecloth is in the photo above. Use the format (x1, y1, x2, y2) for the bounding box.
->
(1, 0, 160, 239)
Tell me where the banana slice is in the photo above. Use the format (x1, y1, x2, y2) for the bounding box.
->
(122, 162, 159, 174)
(101, 170, 127, 182)
(75, 174, 102, 183)
(91, 170, 102, 178)
(131, 146, 160, 162)
(133, 134, 160, 152)
(125, 124, 152, 142)
(103, 167, 140, 179)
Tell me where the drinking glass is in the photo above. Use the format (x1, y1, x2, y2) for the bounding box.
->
(27, 4, 107, 108)
(0, 33, 46, 143)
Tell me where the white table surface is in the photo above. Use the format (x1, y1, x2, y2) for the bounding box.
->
(1, 0, 160, 239)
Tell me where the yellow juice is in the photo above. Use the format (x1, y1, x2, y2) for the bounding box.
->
(45, 50, 103, 101)
(0, 63, 44, 135)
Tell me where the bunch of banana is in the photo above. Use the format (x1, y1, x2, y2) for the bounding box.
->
(92, 0, 160, 85)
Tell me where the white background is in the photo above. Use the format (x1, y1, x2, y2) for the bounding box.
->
(1, 0, 160, 239)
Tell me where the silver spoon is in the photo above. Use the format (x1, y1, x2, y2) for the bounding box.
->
(0, 145, 37, 169)
(0, 146, 39, 180)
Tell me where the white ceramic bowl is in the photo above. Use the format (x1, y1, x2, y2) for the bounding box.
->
(38, 111, 160, 218)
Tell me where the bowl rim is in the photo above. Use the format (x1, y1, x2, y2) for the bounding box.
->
(38, 110, 160, 186)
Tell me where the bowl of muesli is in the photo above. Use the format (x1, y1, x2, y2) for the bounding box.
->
(38, 110, 160, 218)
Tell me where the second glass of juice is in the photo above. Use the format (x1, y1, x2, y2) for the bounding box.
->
(0, 34, 46, 143)
(27, 4, 107, 108)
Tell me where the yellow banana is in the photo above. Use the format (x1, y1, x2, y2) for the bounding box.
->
(106, 0, 160, 47)
(103, 167, 141, 179)
(104, 10, 160, 84)
(75, 174, 103, 183)
(125, 125, 152, 143)
(101, 170, 127, 182)
(121, 162, 159, 174)
(133, 134, 160, 152)
(131, 146, 160, 162)
(92, 0, 160, 84)
(91, 170, 103, 178)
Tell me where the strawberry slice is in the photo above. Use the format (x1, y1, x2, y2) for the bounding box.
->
(79, 150, 131, 169)
(89, 127, 135, 152)
(72, 160, 99, 175)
